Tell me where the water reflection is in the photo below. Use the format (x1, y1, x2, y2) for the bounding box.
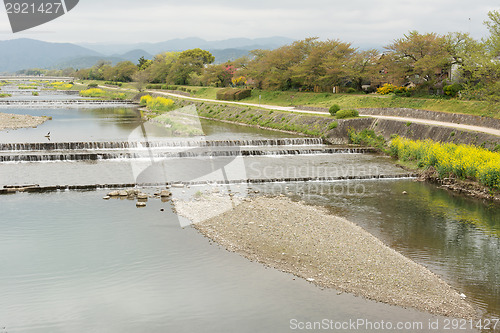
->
(254, 180, 500, 320)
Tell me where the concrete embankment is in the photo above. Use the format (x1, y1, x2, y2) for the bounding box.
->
(177, 100, 499, 149)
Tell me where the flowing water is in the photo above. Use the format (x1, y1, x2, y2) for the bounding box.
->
(0, 98, 499, 332)
(0, 191, 461, 333)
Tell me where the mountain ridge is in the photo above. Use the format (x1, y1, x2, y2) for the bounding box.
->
(0, 37, 295, 73)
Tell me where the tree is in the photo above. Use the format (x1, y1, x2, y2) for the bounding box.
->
(348, 49, 380, 90)
(292, 39, 356, 89)
(112, 61, 138, 82)
(137, 56, 152, 70)
(132, 69, 150, 91)
(179, 48, 215, 65)
(484, 10, 500, 57)
(201, 63, 235, 87)
(167, 49, 215, 85)
(384, 31, 452, 89)
(145, 52, 180, 83)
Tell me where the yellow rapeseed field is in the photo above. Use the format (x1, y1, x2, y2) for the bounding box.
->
(390, 137, 500, 190)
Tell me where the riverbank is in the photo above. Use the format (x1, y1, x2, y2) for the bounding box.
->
(174, 194, 477, 319)
(0, 112, 49, 131)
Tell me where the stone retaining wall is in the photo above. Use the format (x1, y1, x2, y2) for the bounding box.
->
(173, 99, 500, 149)
(359, 108, 500, 130)
(295, 106, 500, 130)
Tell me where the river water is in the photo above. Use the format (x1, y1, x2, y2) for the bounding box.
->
(0, 97, 498, 332)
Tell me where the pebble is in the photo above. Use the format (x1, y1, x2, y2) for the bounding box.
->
(178, 195, 476, 319)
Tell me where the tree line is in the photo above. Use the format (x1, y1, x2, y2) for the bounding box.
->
(29, 10, 500, 101)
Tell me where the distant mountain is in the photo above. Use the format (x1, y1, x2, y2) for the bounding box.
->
(79, 37, 294, 56)
(0, 37, 293, 73)
(49, 56, 126, 70)
(0, 38, 100, 73)
(209, 49, 251, 64)
(113, 49, 153, 63)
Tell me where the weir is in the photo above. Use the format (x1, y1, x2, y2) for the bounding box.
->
(0, 138, 379, 162)
(0, 147, 377, 162)
(0, 99, 134, 104)
(0, 173, 418, 194)
(0, 138, 325, 151)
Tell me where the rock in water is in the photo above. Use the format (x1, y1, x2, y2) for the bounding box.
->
(136, 202, 146, 208)
(137, 193, 148, 200)
(160, 190, 172, 197)
(108, 191, 119, 197)
(103, 196, 111, 200)
(118, 190, 128, 196)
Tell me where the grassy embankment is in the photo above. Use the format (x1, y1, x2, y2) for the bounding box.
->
(76, 81, 500, 119)
(179, 86, 500, 119)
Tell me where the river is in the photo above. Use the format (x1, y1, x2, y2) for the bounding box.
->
(0, 90, 498, 332)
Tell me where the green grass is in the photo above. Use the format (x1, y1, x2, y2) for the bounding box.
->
(0, 93, 12, 98)
(241, 90, 500, 119)
(348, 128, 387, 151)
(174, 86, 500, 119)
(76, 81, 500, 119)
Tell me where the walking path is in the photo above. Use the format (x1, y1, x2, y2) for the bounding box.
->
(99, 85, 500, 137)
(150, 90, 500, 137)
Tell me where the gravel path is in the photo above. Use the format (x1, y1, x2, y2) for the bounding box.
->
(0, 112, 48, 131)
(175, 194, 477, 319)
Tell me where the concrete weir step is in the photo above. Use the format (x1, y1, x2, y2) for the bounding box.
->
(0, 100, 136, 105)
(0, 174, 418, 195)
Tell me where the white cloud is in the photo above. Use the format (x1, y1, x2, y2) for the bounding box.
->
(0, 0, 497, 47)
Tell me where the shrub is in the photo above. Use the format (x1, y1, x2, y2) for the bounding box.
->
(348, 128, 386, 150)
(87, 83, 98, 88)
(329, 104, 340, 116)
(143, 96, 175, 112)
(79, 88, 126, 100)
(80, 88, 105, 97)
(328, 121, 339, 130)
(146, 84, 163, 89)
(104, 81, 123, 87)
(390, 137, 500, 190)
(140, 95, 153, 106)
(336, 109, 359, 119)
(216, 88, 251, 101)
(394, 87, 411, 97)
(346, 87, 357, 94)
(377, 83, 397, 95)
(32, 91, 39, 96)
(443, 83, 463, 97)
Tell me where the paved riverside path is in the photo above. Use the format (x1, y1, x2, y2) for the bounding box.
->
(100, 85, 500, 137)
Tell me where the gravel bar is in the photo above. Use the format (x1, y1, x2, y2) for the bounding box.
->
(0, 112, 48, 131)
(175, 194, 477, 319)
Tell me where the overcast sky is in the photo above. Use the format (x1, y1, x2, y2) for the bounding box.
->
(0, 0, 498, 48)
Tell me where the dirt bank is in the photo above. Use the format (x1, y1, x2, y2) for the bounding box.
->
(174, 194, 477, 319)
(0, 112, 49, 131)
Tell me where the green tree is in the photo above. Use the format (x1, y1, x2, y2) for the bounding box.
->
(384, 31, 452, 89)
(112, 61, 138, 82)
(137, 56, 152, 70)
(484, 10, 500, 56)
(167, 49, 215, 85)
(179, 48, 215, 65)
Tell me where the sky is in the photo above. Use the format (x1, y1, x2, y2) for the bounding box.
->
(0, 0, 498, 48)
